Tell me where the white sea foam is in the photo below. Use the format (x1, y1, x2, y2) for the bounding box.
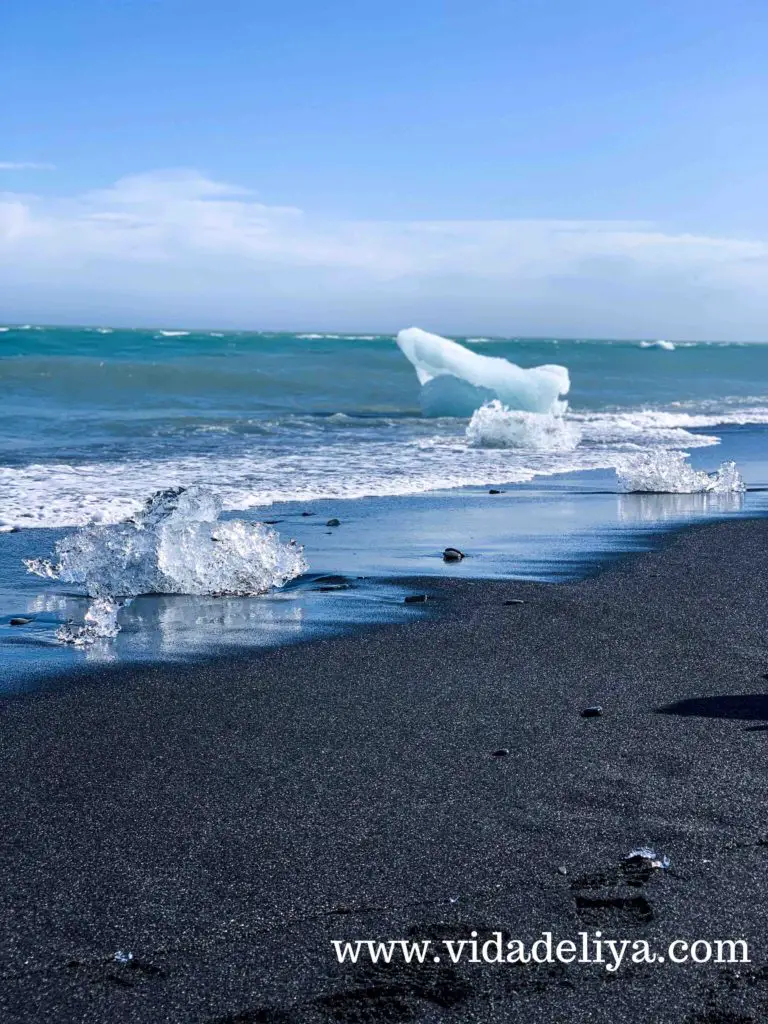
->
(4, 399, 766, 529)
(25, 486, 307, 598)
(616, 451, 745, 493)
(0, 327, 9, 333)
(157, 330, 190, 337)
(396, 327, 570, 416)
(640, 339, 676, 350)
(466, 401, 581, 450)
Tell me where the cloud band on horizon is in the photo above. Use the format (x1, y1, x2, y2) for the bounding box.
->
(1, 168, 766, 338)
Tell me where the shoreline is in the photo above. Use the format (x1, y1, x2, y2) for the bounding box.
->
(1, 516, 768, 1021)
(4, 465, 767, 694)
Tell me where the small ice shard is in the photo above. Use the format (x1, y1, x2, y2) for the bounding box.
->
(396, 328, 570, 417)
(56, 597, 122, 646)
(25, 486, 307, 598)
(616, 451, 745, 494)
(113, 951, 133, 964)
(625, 847, 670, 870)
(466, 400, 580, 450)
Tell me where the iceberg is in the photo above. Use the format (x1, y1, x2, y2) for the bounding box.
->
(396, 328, 570, 417)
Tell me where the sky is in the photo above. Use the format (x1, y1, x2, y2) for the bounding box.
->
(1, 0, 768, 337)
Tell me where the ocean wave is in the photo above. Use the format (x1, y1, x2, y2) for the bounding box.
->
(573, 406, 768, 433)
(640, 340, 676, 350)
(3, 396, 766, 529)
(156, 330, 190, 337)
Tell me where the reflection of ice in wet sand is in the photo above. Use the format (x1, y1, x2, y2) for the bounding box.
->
(618, 491, 744, 524)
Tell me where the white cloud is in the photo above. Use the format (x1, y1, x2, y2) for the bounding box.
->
(0, 161, 56, 171)
(1, 168, 767, 337)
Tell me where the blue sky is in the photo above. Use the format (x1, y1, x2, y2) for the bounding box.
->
(2, 0, 768, 336)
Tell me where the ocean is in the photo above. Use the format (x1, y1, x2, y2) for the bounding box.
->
(2, 324, 767, 688)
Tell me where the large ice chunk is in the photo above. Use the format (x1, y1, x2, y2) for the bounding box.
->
(396, 327, 570, 417)
(616, 451, 745, 493)
(25, 486, 308, 598)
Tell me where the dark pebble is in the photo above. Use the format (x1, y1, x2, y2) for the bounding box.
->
(301, 511, 315, 517)
(9, 617, 33, 626)
(442, 547, 465, 562)
(326, 518, 341, 527)
(489, 488, 502, 494)
(492, 748, 510, 757)
(503, 599, 525, 605)
(404, 594, 428, 604)
(581, 706, 603, 718)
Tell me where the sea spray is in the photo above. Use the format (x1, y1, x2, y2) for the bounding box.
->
(466, 400, 581, 450)
(26, 486, 308, 641)
(616, 451, 745, 494)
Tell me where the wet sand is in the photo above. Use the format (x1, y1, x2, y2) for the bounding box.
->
(1, 517, 768, 1023)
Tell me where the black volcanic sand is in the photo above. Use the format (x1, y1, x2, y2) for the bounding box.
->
(2, 518, 768, 1023)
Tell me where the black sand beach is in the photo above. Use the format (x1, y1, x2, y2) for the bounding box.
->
(2, 517, 768, 1023)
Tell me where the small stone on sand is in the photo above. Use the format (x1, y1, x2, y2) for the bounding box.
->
(581, 706, 603, 718)
(9, 617, 33, 626)
(492, 748, 510, 757)
(443, 547, 464, 562)
(404, 594, 428, 604)
(326, 518, 341, 527)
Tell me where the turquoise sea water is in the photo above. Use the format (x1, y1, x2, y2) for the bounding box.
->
(1, 325, 767, 688)
(2, 326, 767, 526)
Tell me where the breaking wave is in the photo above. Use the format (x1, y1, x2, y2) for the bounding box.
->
(640, 340, 676, 351)
(25, 486, 307, 604)
(397, 327, 570, 417)
(616, 451, 745, 494)
(466, 400, 581, 450)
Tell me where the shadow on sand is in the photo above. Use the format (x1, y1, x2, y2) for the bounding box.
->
(657, 691, 768, 731)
